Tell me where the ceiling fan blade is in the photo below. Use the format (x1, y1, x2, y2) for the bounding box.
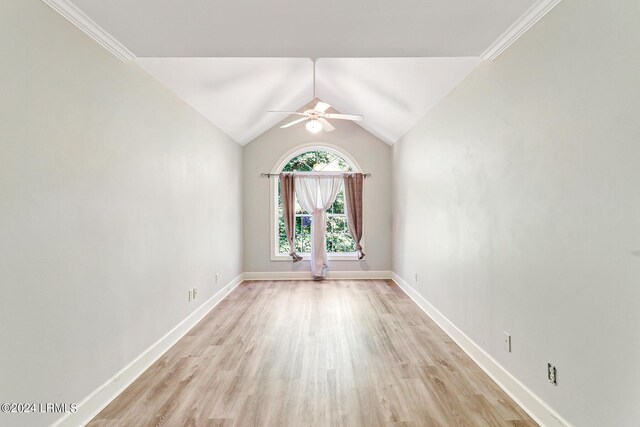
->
(280, 117, 308, 129)
(318, 118, 335, 132)
(325, 113, 364, 121)
(268, 111, 308, 116)
(314, 101, 331, 113)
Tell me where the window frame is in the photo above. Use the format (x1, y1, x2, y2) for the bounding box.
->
(269, 143, 365, 262)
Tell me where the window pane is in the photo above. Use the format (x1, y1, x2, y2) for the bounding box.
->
(282, 150, 352, 173)
(329, 190, 345, 214)
(282, 152, 315, 172)
(298, 215, 311, 235)
(282, 214, 355, 254)
(278, 194, 288, 254)
(295, 215, 312, 253)
(278, 149, 356, 254)
(326, 216, 355, 253)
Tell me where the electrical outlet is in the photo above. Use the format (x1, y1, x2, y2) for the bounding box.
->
(548, 363, 557, 385)
(414, 272, 418, 283)
(193, 288, 197, 299)
(188, 289, 192, 302)
(503, 332, 511, 353)
(215, 273, 219, 284)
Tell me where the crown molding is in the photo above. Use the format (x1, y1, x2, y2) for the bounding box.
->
(42, 0, 135, 61)
(41, 0, 560, 63)
(481, 0, 563, 61)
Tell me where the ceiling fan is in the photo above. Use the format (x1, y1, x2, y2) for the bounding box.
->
(268, 58, 364, 133)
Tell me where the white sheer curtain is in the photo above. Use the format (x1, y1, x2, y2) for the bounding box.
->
(295, 176, 343, 279)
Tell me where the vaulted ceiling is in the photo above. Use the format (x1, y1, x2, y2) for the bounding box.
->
(136, 57, 481, 144)
(47, 0, 559, 144)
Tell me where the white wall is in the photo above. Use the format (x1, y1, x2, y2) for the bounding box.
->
(392, 1, 640, 426)
(0, 1, 242, 426)
(243, 109, 392, 274)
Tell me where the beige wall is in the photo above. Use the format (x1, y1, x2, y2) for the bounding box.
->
(5, 0, 639, 425)
(0, 1, 242, 426)
(243, 112, 392, 274)
(392, 1, 640, 426)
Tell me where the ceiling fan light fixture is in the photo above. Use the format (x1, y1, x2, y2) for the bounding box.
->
(269, 58, 362, 133)
(305, 119, 323, 133)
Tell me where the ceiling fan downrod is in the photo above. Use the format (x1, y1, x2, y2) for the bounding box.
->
(311, 58, 318, 100)
(266, 57, 363, 133)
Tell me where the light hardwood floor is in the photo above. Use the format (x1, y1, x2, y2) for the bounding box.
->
(89, 280, 537, 426)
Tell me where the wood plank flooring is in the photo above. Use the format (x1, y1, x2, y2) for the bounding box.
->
(89, 280, 537, 426)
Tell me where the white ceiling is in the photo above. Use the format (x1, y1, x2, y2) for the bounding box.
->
(70, 0, 537, 57)
(56, 0, 556, 145)
(137, 57, 481, 145)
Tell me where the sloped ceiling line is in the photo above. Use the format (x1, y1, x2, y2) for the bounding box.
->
(41, 0, 563, 145)
(135, 57, 483, 145)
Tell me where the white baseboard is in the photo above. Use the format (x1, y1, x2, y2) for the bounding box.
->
(53, 272, 565, 426)
(390, 272, 570, 427)
(52, 274, 244, 427)
(242, 270, 392, 281)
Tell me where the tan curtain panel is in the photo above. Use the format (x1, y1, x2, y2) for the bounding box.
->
(343, 173, 365, 259)
(279, 173, 302, 262)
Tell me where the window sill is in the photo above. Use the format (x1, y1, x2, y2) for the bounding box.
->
(271, 253, 362, 262)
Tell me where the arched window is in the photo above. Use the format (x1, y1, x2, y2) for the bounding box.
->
(271, 146, 362, 260)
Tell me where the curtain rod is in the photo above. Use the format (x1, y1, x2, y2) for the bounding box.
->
(260, 172, 372, 178)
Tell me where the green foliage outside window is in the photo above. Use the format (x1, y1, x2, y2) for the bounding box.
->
(278, 150, 356, 254)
